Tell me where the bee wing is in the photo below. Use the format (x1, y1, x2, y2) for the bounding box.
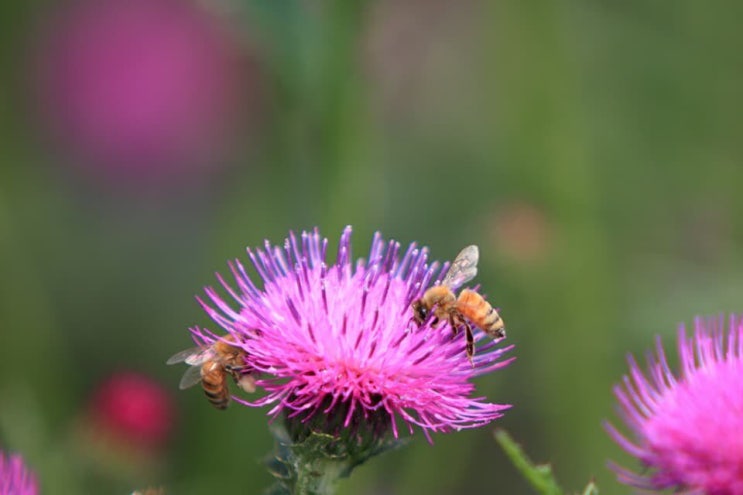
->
(178, 364, 204, 390)
(166, 346, 209, 366)
(441, 245, 479, 289)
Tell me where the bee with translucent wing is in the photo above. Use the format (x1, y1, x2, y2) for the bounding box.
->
(411, 245, 505, 363)
(167, 335, 255, 409)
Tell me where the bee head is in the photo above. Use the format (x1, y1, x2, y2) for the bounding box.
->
(411, 299, 427, 324)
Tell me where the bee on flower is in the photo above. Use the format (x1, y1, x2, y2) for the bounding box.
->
(167, 334, 256, 410)
(411, 244, 506, 363)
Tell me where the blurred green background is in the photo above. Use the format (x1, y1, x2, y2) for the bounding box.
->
(1, 0, 742, 493)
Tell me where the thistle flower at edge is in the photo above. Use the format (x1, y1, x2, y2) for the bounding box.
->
(605, 315, 743, 494)
(0, 450, 38, 495)
(183, 226, 514, 494)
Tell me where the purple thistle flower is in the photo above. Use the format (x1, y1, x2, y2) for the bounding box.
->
(189, 226, 513, 442)
(605, 315, 743, 494)
(0, 451, 38, 495)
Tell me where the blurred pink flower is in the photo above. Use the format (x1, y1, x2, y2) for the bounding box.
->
(187, 227, 513, 442)
(88, 371, 174, 451)
(606, 315, 743, 494)
(33, 0, 255, 185)
(0, 451, 38, 495)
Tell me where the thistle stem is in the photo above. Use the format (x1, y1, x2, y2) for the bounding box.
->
(292, 457, 348, 495)
(264, 422, 408, 495)
(264, 425, 350, 495)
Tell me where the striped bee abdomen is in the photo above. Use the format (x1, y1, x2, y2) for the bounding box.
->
(201, 362, 230, 410)
(457, 289, 505, 337)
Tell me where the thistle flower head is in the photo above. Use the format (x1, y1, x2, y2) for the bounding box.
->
(606, 315, 743, 494)
(0, 451, 38, 495)
(188, 227, 513, 442)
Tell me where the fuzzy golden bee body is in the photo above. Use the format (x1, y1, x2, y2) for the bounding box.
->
(167, 335, 255, 410)
(412, 245, 505, 362)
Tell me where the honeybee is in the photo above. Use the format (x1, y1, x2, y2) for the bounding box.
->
(166, 335, 255, 410)
(411, 245, 505, 362)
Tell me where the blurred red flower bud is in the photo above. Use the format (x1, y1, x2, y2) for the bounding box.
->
(87, 371, 175, 452)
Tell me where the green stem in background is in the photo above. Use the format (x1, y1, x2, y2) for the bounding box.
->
(494, 430, 598, 495)
(581, 482, 599, 495)
(245, 0, 373, 229)
(306, 0, 374, 233)
(486, 2, 616, 488)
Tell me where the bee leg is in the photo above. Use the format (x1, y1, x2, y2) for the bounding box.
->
(224, 365, 245, 383)
(450, 313, 474, 365)
(463, 321, 475, 366)
(448, 314, 460, 335)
